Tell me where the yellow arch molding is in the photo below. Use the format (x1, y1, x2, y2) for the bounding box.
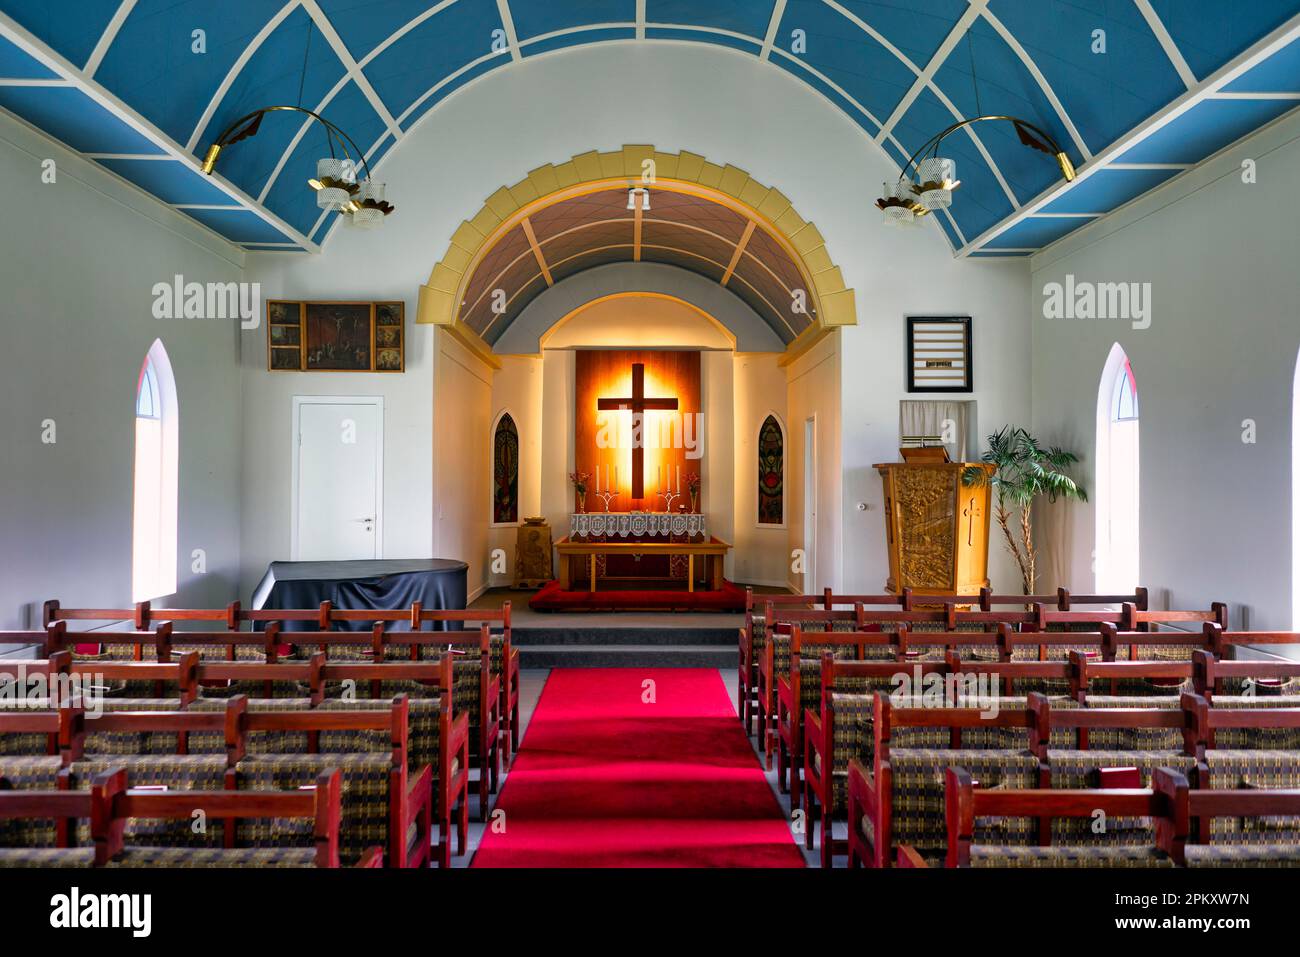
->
(416, 146, 858, 366)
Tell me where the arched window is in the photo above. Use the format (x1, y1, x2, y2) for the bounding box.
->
(758, 414, 785, 526)
(492, 412, 519, 525)
(133, 340, 178, 601)
(1095, 344, 1139, 593)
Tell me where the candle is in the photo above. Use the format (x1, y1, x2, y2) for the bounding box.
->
(657, 466, 661, 497)
(676, 465, 681, 494)
(595, 466, 600, 495)
(614, 466, 618, 496)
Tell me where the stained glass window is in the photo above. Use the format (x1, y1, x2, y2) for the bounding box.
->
(493, 413, 519, 524)
(758, 414, 784, 525)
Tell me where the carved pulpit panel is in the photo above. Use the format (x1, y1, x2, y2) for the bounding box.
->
(876, 457, 993, 597)
(896, 468, 957, 590)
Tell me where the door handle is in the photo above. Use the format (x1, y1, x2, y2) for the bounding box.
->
(353, 517, 375, 522)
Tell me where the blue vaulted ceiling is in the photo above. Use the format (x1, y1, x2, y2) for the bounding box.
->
(0, 2, 1296, 256)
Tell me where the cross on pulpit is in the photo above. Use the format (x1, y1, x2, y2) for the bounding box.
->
(597, 362, 678, 499)
(963, 495, 982, 546)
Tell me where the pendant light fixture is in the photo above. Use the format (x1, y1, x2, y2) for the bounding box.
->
(199, 25, 393, 229)
(876, 36, 1073, 227)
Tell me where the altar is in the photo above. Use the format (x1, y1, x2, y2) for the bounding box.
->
(556, 533, 732, 592)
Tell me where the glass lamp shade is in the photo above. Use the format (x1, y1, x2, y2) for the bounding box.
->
(315, 158, 353, 211)
(879, 179, 917, 226)
(351, 179, 386, 229)
(914, 157, 957, 210)
(882, 204, 915, 226)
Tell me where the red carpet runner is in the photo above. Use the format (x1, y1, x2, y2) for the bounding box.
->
(472, 668, 805, 867)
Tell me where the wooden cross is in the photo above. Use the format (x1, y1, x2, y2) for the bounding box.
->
(963, 496, 981, 546)
(597, 362, 678, 500)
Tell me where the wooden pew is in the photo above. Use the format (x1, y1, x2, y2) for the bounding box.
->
(0, 768, 382, 868)
(57, 694, 436, 867)
(942, 766, 1173, 868)
(776, 617, 887, 802)
(1126, 602, 1228, 631)
(846, 691, 1039, 868)
(804, 656, 949, 867)
(739, 589, 834, 735)
(1192, 648, 1300, 700)
(1153, 767, 1300, 867)
(757, 603, 869, 764)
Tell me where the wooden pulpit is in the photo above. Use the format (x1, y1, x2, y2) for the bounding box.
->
(875, 448, 994, 597)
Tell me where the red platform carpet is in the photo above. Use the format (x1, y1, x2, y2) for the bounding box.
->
(528, 579, 747, 612)
(472, 668, 805, 868)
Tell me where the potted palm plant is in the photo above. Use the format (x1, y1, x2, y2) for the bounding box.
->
(962, 426, 1086, 596)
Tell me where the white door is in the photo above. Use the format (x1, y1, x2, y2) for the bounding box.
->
(292, 397, 383, 560)
(804, 417, 817, 592)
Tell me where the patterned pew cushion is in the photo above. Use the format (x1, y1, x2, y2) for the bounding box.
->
(0, 727, 53, 756)
(188, 697, 317, 753)
(316, 697, 441, 780)
(189, 696, 439, 775)
(1074, 695, 1184, 750)
(1047, 750, 1196, 845)
(1206, 697, 1300, 749)
(1184, 844, 1300, 867)
(236, 754, 392, 866)
(0, 756, 64, 847)
(0, 847, 96, 868)
(1204, 750, 1300, 845)
(82, 698, 188, 755)
(889, 748, 1039, 856)
(969, 845, 1174, 868)
(70, 755, 229, 847)
(107, 846, 321, 868)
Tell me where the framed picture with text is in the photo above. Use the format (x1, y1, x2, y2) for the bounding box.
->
(906, 316, 972, 392)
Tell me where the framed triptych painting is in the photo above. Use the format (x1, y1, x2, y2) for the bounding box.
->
(266, 299, 405, 372)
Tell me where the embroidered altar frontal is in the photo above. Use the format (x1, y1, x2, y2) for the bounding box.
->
(571, 513, 707, 538)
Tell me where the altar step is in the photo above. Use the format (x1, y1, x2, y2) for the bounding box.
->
(513, 626, 736, 668)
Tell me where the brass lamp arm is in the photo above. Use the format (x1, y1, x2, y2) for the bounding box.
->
(895, 114, 1075, 184)
(202, 105, 375, 182)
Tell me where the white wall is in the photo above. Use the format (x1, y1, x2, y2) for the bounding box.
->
(0, 110, 244, 628)
(733, 353, 789, 587)
(702, 350, 735, 572)
(840, 258, 1032, 595)
(487, 354, 543, 587)
(432, 329, 493, 599)
(236, 259, 433, 598)
(788, 333, 843, 592)
(239, 41, 1033, 594)
(1031, 109, 1300, 628)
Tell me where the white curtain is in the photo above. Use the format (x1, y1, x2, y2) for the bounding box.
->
(899, 400, 969, 461)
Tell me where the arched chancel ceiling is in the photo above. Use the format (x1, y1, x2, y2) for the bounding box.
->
(415, 147, 856, 362)
(418, 147, 853, 356)
(495, 262, 788, 356)
(1, 2, 1297, 258)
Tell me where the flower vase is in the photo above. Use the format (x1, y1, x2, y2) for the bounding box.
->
(575, 489, 586, 513)
(689, 491, 699, 513)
